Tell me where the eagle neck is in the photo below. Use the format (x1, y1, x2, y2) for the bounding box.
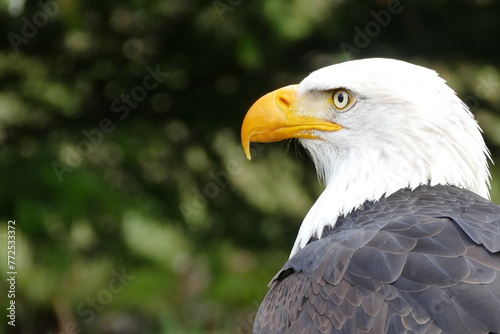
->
(289, 146, 429, 258)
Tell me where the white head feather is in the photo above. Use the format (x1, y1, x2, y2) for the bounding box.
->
(290, 58, 491, 257)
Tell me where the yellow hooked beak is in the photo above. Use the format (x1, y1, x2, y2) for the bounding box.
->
(241, 85, 343, 160)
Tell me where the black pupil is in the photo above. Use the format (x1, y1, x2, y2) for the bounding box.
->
(337, 92, 345, 104)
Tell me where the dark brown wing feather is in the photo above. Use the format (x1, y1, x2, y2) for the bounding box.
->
(253, 185, 500, 334)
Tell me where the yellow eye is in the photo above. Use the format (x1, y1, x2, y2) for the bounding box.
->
(332, 89, 352, 110)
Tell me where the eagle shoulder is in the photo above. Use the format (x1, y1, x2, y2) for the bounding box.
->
(253, 186, 500, 334)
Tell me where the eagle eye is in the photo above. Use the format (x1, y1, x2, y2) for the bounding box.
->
(331, 89, 353, 111)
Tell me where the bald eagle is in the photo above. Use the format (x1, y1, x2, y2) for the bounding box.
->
(241, 58, 500, 333)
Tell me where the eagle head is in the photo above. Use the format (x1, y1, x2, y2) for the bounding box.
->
(241, 58, 491, 256)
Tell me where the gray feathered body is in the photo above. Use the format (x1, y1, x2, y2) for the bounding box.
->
(254, 185, 500, 334)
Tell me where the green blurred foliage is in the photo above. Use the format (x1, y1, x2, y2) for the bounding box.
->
(0, 0, 499, 333)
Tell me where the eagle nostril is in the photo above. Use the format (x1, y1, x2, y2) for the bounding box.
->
(277, 96, 290, 109)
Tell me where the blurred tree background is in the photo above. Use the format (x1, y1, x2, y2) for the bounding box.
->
(1, 0, 500, 333)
